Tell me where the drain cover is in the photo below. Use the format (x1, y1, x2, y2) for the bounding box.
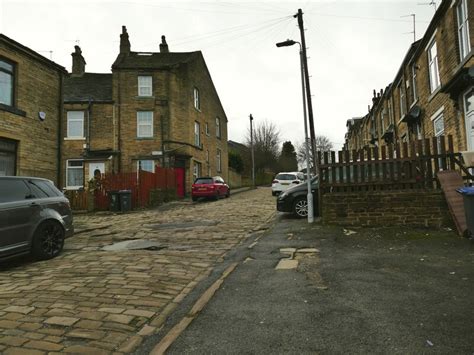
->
(102, 239, 165, 251)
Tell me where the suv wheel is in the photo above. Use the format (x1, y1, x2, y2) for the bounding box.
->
(293, 197, 308, 218)
(31, 221, 65, 260)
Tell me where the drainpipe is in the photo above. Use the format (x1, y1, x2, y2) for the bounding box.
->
(117, 73, 122, 172)
(87, 98, 92, 152)
(161, 114, 165, 167)
(391, 93, 397, 150)
(57, 73, 64, 187)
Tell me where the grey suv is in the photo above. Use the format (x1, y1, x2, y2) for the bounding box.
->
(0, 177, 74, 260)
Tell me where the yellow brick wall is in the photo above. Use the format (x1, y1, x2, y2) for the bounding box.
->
(0, 40, 63, 184)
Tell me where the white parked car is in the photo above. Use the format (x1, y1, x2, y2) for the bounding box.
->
(271, 171, 305, 196)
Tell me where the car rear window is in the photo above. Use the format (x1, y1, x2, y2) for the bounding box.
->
(28, 180, 63, 198)
(275, 174, 297, 181)
(0, 179, 31, 203)
(194, 178, 213, 184)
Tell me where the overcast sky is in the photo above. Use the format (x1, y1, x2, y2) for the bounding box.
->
(0, 0, 437, 151)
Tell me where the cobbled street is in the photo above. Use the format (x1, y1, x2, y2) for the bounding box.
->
(0, 188, 274, 354)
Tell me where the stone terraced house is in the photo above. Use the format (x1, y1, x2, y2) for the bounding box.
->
(344, 0, 473, 154)
(62, 26, 228, 196)
(0, 34, 66, 183)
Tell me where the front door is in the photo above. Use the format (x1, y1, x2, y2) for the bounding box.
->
(88, 162, 105, 180)
(464, 88, 474, 151)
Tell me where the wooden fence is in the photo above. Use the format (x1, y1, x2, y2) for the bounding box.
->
(65, 168, 178, 211)
(317, 135, 473, 193)
(64, 189, 89, 211)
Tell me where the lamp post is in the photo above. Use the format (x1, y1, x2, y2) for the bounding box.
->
(249, 114, 255, 189)
(276, 39, 313, 223)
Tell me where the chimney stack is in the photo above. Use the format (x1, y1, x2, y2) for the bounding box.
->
(160, 35, 169, 53)
(71, 45, 86, 77)
(120, 26, 131, 55)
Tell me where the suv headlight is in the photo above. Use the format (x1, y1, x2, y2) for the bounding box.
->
(278, 191, 288, 200)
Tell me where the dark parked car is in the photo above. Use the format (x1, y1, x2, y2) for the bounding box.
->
(191, 176, 230, 201)
(0, 177, 74, 261)
(276, 177, 319, 218)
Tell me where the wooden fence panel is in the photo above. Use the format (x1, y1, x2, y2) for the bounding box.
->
(373, 147, 380, 190)
(64, 190, 88, 211)
(317, 135, 467, 193)
(338, 151, 344, 193)
(89, 168, 179, 211)
(381, 145, 387, 185)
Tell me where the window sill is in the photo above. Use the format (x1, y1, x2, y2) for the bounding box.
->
(453, 50, 473, 74)
(64, 186, 84, 190)
(428, 86, 442, 102)
(64, 137, 86, 141)
(136, 137, 154, 140)
(135, 96, 154, 99)
(0, 103, 26, 117)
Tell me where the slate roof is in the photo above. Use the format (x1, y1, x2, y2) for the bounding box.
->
(112, 51, 200, 69)
(64, 73, 113, 102)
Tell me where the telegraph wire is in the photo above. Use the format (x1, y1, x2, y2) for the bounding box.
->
(187, 16, 293, 50)
(135, 15, 292, 49)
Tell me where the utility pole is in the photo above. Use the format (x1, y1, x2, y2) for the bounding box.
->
(295, 8, 317, 177)
(250, 114, 255, 189)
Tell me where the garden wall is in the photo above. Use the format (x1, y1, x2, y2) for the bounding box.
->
(322, 190, 452, 228)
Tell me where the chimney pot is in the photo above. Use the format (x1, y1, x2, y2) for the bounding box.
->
(120, 25, 131, 55)
(71, 45, 86, 77)
(160, 35, 169, 53)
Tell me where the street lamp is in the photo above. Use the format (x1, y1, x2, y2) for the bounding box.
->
(249, 114, 255, 189)
(276, 39, 314, 223)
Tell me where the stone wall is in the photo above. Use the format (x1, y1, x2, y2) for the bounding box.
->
(61, 102, 116, 188)
(228, 168, 242, 188)
(0, 37, 64, 184)
(112, 54, 228, 194)
(345, 1, 474, 152)
(322, 190, 452, 228)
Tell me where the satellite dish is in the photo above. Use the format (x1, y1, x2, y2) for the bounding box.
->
(38, 112, 46, 121)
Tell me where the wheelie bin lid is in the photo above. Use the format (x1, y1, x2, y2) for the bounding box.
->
(456, 186, 474, 195)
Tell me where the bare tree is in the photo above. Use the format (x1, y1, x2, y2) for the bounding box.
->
(245, 120, 281, 174)
(296, 135, 333, 168)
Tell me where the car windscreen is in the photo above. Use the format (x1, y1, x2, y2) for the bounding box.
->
(275, 174, 297, 181)
(194, 178, 213, 184)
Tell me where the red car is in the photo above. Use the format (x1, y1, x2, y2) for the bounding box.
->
(192, 176, 230, 201)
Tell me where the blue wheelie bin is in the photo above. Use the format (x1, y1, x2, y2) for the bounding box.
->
(457, 186, 474, 238)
